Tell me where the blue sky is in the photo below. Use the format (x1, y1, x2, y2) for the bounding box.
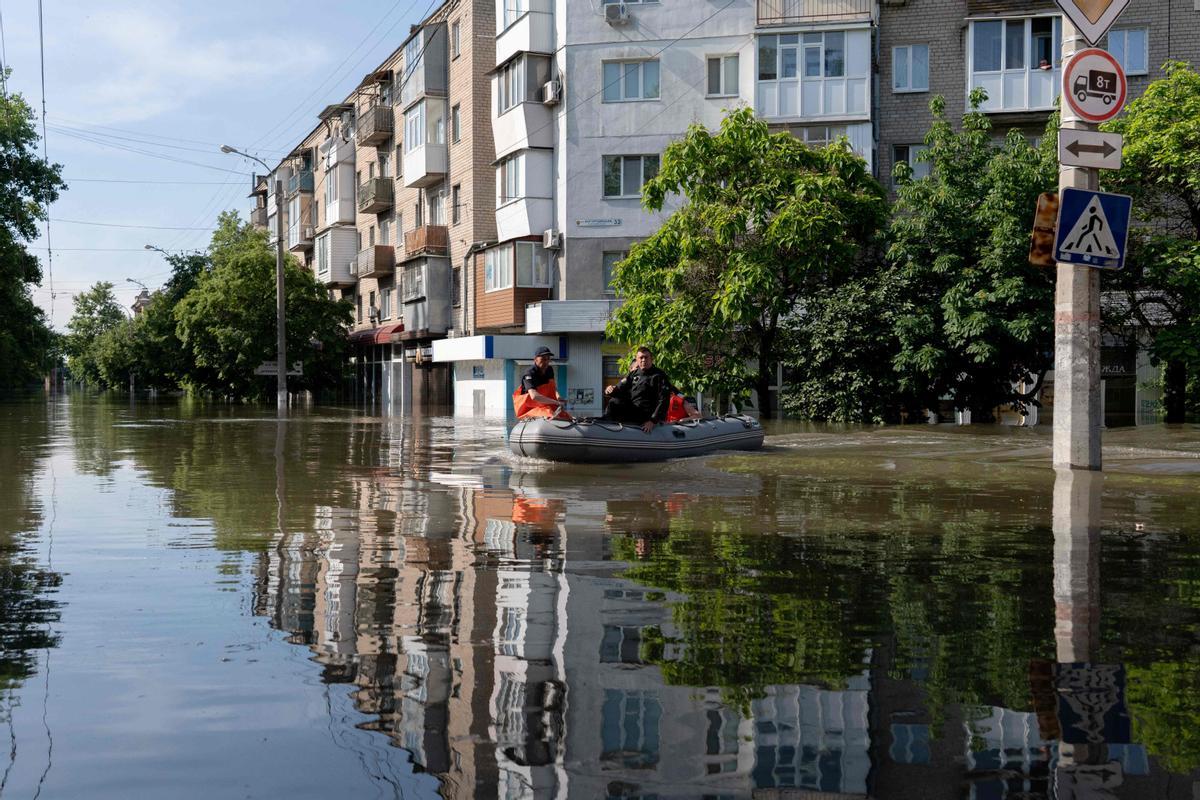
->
(4, 1, 432, 329)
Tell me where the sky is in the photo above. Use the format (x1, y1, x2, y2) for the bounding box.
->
(3, 0, 435, 329)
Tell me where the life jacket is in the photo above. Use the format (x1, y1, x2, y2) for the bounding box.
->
(665, 394, 689, 423)
(512, 496, 557, 527)
(512, 379, 571, 420)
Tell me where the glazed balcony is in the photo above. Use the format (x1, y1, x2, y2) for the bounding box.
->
(288, 223, 315, 252)
(404, 225, 449, 258)
(357, 177, 394, 214)
(287, 170, 314, 196)
(356, 105, 394, 146)
(756, 0, 874, 25)
(356, 245, 396, 279)
(250, 207, 268, 228)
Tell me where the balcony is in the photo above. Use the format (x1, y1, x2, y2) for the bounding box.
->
(525, 299, 623, 334)
(404, 225, 449, 258)
(493, 99, 554, 157)
(357, 177, 394, 214)
(356, 245, 396, 279)
(356, 105, 394, 146)
(756, 0, 875, 25)
(250, 207, 268, 228)
(288, 223, 315, 252)
(287, 170, 314, 196)
(402, 141, 447, 188)
(496, 9, 554, 66)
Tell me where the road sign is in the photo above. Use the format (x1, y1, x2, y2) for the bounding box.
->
(254, 361, 303, 376)
(1029, 192, 1060, 268)
(1055, 0, 1131, 46)
(1059, 129, 1123, 170)
(1063, 49, 1127, 123)
(1055, 187, 1132, 270)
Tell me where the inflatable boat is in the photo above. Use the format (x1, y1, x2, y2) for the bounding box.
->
(509, 415, 764, 463)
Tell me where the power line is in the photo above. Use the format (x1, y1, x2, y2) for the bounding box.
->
(46, 114, 289, 154)
(0, 0, 8, 97)
(50, 127, 251, 174)
(47, 122, 277, 158)
(50, 217, 216, 231)
(63, 177, 238, 185)
(32, 246, 177, 252)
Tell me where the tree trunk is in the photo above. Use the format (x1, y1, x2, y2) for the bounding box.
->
(1165, 359, 1187, 423)
(756, 326, 777, 420)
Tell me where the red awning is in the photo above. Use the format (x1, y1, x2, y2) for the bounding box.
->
(374, 322, 404, 343)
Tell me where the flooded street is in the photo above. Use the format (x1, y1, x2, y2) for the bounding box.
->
(1, 397, 1199, 798)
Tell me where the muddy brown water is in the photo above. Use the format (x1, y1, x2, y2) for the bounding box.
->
(1, 395, 1198, 798)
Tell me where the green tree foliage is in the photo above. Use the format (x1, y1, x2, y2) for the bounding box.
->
(65, 281, 127, 387)
(0, 76, 67, 389)
(1103, 62, 1200, 421)
(605, 108, 887, 416)
(886, 91, 1058, 418)
(174, 212, 350, 399)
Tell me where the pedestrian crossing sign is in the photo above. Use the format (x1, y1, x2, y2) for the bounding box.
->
(1055, 187, 1132, 270)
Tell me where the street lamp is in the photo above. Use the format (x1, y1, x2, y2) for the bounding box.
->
(221, 144, 288, 417)
(126, 277, 149, 290)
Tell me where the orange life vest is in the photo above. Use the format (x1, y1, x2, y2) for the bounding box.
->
(513, 380, 571, 420)
(665, 394, 689, 423)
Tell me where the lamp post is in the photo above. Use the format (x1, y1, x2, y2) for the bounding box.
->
(221, 145, 288, 416)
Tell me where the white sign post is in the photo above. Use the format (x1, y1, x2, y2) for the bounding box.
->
(1055, 0, 1131, 46)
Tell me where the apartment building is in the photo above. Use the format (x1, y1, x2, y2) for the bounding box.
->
(434, 0, 884, 417)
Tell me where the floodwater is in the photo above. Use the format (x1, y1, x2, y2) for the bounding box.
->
(1, 397, 1199, 799)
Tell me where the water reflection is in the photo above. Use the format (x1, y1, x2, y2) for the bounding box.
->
(3, 398, 1199, 797)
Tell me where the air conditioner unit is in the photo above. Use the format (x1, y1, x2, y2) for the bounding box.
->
(540, 79, 562, 106)
(348, 259, 358, 278)
(604, 3, 630, 25)
(542, 229, 561, 249)
(303, 225, 314, 239)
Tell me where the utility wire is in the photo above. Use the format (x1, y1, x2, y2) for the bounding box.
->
(46, 114, 289, 154)
(64, 177, 238, 185)
(0, 0, 8, 97)
(49, 127, 252, 174)
(50, 217, 216, 231)
(47, 123, 278, 158)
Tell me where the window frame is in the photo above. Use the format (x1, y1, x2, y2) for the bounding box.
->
(1106, 27, 1148, 76)
(891, 144, 931, 187)
(515, 241, 552, 288)
(602, 250, 628, 296)
(601, 59, 661, 103)
(602, 154, 660, 199)
(706, 54, 740, 98)
(451, 20, 461, 59)
(484, 246, 514, 292)
(892, 44, 929, 93)
(451, 103, 461, 143)
(967, 15, 1063, 113)
(498, 153, 524, 206)
(451, 184, 461, 225)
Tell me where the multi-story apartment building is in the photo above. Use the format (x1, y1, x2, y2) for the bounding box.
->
(434, 0, 883, 417)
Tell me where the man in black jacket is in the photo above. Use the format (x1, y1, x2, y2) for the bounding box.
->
(602, 346, 677, 433)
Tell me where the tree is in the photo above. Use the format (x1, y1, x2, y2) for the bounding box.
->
(886, 91, 1058, 419)
(1103, 62, 1200, 421)
(605, 108, 887, 417)
(65, 282, 127, 387)
(174, 212, 351, 400)
(0, 74, 67, 390)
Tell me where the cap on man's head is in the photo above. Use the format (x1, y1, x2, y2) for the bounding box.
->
(534, 346, 554, 358)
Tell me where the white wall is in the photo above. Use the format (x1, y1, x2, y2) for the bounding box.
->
(452, 359, 509, 416)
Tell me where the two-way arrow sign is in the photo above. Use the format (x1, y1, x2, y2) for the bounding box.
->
(1059, 129, 1123, 170)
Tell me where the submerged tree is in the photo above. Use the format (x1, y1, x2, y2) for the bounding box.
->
(606, 108, 887, 416)
(0, 73, 67, 389)
(1103, 62, 1200, 421)
(174, 212, 350, 400)
(65, 281, 127, 387)
(886, 91, 1058, 419)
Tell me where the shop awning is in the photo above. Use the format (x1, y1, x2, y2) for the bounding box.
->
(374, 322, 404, 343)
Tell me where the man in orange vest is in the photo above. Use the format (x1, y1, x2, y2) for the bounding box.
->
(513, 346, 571, 420)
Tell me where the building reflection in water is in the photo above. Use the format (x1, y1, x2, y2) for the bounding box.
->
(248, 420, 1188, 799)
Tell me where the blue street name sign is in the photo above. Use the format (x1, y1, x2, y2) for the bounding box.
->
(1055, 187, 1132, 270)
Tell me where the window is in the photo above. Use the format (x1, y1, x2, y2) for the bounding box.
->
(356, 292, 363, 323)
(893, 44, 929, 92)
(452, 184, 461, 225)
(1108, 28, 1148, 75)
(485, 246, 513, 291)
(516, 242, 551, 287)
(451, 104, 461, 143)
(451, 20, 461, 59)
(451, 267, 462, 307)
(602, 60, 660, 102)
(602, 251, 627, 295)
(497, 55, 550, 114)
(381, 287, 392, 320)
(706, 55, 739, 97)
(498, 153, 523, 204)
(368, 290, 376, 321)
(756, 31, 869, 119)
(892, 144, 930, 186)
(403, 263, 425, 302)
(432, 105, 445, 144)
(368, 225, 376, 246)
(404, 103, 425, 152)
(602, 154, 659, 199)
(969, 17, 1062, 112)
(428, 187, 445, 225)
(380, 216, 390, 245)
(503, 0, 526, 29)
(379, 152, 390, 178)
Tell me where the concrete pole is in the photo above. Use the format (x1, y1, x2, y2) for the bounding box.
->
(274, 177, 289, 417)
(1053, 19, 1102, 469)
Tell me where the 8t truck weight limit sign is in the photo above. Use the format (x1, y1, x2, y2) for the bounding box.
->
(1063, 48, 1127, 123)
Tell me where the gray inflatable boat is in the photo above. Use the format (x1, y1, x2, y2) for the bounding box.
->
(509, 415, 764, 463)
